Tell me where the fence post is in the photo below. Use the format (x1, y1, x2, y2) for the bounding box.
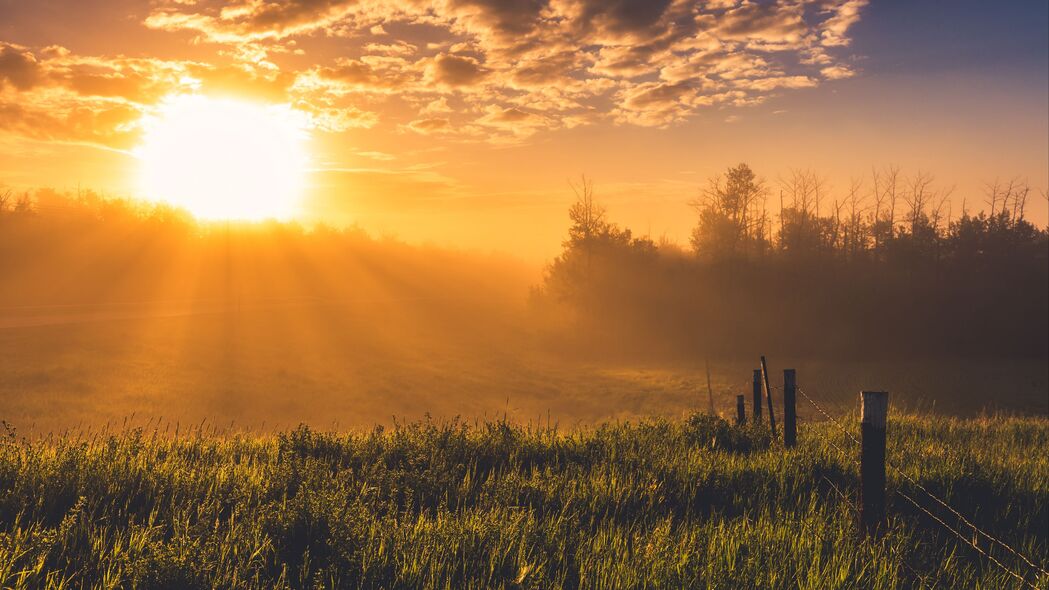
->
(736, 395, 746, 426)
(752, 370, 762, 424)
(783, 369, 797, 448)
(705, 359, 715, 415)
(760, 356, 777, 436)
(860, 391, 889, 538)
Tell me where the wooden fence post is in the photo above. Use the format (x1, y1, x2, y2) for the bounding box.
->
(760, 356, 777, 436)
(736, 395, 746, 426)
(752, 370, 762, 424)
(860, 391, 889, 538)
(783, 369, 797, 448)
(705, 359, 715, 415)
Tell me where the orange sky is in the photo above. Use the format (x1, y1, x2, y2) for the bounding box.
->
(0, 0, 1046, 260)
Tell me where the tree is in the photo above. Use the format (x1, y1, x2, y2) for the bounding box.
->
(565, 175, 608, 248)
(690, 163, 768, 259)
(778, 169, 834, 257)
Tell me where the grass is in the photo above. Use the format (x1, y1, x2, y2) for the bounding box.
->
(2, 308, 1047, 435)
(0, 414, 1046, 589)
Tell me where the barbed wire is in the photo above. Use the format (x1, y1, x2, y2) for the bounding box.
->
(888, 458, 1048, 578)
(896, 489, 1041, 590)
(789, 388, 932, 587)
(785, 475, 887, 589)
(796, 382, 856, 415)
(796, 384, 1048, 584)
(797, 386, 861, 447)
(819, 475, 935, 590)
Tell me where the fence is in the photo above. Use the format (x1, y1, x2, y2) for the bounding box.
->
(727, 358, 1048, 589)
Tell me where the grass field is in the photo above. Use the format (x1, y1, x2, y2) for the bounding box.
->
(0, 413, 1045, 589)
(1, 304, 1045, 436)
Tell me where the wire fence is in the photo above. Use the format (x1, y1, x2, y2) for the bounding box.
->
(819, 473, 935, 590)
(795, 384, 1047, 589)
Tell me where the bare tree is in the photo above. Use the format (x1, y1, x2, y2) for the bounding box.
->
(930, 186, 955, 232)
(778, 168, 834, 255)
(884, 165, 900, 236)
(904, 171, 937, 234)
(869, 166, 900, 252)
(566, 175, 606, 246)
(844, 177, 866, 260)
(985, 177, 1002, 216)
(871, 167, 884, 250)
(1013, 179, 1030, 221)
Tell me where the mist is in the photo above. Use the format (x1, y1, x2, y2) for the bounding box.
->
(1, 177, 1046, 435)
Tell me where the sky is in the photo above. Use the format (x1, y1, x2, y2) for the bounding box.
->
(0, 0, 1046, 259)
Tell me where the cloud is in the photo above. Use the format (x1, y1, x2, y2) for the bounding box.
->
(475, 105, 556, 139)
(428, 53, 488, 87)
(406, 116, 452, 133)
(613, 81, 701, 126)
(0, 44, 375, 146)
(296, 102, 378, 131)
(363, 41, 418, 57)
(821, 0, 868, 47)
(0, 100, 142, 149)
(622, 81, 695, 110)
(0, 0, 868, 148)
(443, 0, 548, 46)
(821, 64, 855, 80)
(144, 0, 363, 42)
(309, 57, 416, 92)
(420, 97, 452, 114)
(715, 2, 808, 47)
(0, 47, 193, 148)
(509, 52, 584, 88)
(739, 75, 817, 91)
(565, 0, 678, 40)
(480, 106, 537, 124)
(0, 43, 44, 91)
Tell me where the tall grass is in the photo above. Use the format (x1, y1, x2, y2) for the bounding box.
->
(0, 414, 1045, 589)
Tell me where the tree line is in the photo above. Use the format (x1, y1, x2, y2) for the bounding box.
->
(2, 174, 1046, 359)
(0, 188, 527, 313)
(535, 165, 1049, 358)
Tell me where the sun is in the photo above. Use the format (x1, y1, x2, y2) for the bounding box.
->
(136, 95, 310, 221)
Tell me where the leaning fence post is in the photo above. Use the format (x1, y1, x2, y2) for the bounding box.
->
(705, 359, 715, 415)
(783, 369, 797, 448)
(860, 391, 889, 538)
(752, 370, 762, 424)
(736, 395, 746, 426)
(760, 356, 777, 436)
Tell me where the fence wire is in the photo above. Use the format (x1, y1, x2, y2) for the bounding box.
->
(795, 385, 1048, 587)
(895, 489, 1041, 590)
(820, 474, 935, 590)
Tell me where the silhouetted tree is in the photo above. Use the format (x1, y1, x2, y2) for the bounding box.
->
(690, 163, 769, 260)
(539, 165, 1049, 358)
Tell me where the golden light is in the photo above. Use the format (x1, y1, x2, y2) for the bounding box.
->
(136, 95, 309, 221)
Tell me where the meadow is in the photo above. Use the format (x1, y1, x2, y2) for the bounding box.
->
(1, 192, 1045, 434)
(0, 303, 1045, 434)
(1, 193, 1046, 589)
(0, 413, 1045, 589)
